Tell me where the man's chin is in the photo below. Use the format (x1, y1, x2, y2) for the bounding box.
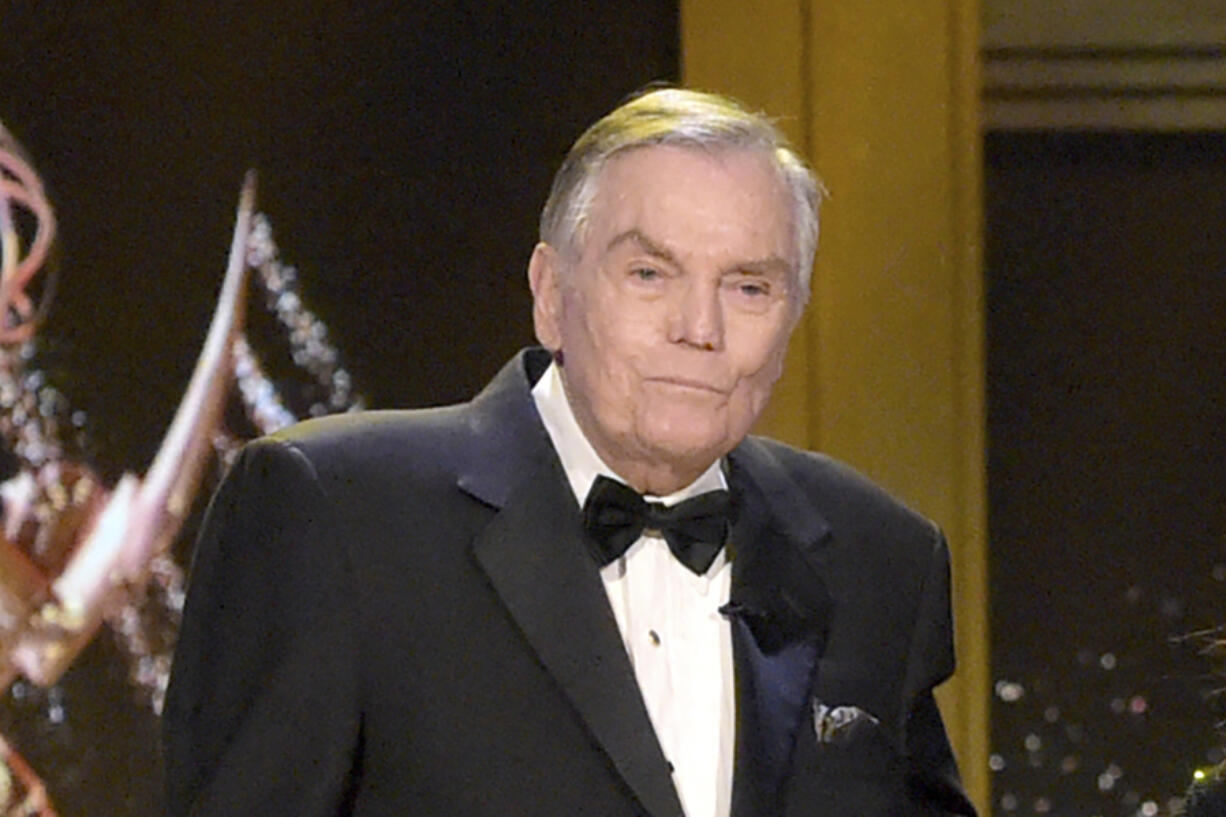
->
(637, 424, 734, 474)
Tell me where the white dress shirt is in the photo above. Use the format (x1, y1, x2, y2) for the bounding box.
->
(532, 361, 734, 817)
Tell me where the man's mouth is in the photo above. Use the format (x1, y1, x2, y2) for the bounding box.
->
(645, 376, 727, 394)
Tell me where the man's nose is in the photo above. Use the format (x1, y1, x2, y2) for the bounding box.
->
(667, 280, 724, 350)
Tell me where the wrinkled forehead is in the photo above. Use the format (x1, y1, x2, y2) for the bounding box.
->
(581, 144, 797, 257)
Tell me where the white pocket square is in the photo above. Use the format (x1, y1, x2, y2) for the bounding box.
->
(812, 701, 881, 744)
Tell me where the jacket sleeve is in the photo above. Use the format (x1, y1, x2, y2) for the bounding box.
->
(162, 438, 361, 817)
(901, 530, 978, 816)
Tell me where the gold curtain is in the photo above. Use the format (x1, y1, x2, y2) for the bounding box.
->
(682, 1, 990, 810)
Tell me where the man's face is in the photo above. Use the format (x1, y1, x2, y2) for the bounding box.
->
(530, 145, 800, 493)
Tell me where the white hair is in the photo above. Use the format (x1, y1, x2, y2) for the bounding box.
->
(539, 87, 823, 305)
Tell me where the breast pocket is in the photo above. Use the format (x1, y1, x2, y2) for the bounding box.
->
(783, 699, 910, 817)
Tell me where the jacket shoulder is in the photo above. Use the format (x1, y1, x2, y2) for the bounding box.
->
(253, 349, 545, 480)
(242, 404, 476, 488)
(745, 435, 942, 548)
(271, 405, 470, 450)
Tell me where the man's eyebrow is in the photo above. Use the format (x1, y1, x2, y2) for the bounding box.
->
(732, 256, 793, 278)
(607, 228, 793, 280)
(606, 229, 679, 265)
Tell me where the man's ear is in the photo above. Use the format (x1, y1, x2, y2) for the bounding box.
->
(528, 242, 564, 351)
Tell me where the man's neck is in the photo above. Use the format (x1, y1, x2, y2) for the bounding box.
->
(599, 455, 709, 498)
(531, 360, 725, 503)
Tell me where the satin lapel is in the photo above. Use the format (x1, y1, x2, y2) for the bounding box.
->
(463, 351, 684, 817)
(725, 440, 834, 817)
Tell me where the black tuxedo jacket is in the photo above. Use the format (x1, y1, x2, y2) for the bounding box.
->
(163, 348, 976, 817)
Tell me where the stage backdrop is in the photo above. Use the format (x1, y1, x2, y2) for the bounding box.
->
(0, 3, 677, 814)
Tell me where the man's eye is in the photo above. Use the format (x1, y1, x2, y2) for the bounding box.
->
(632, 267, 661, 281)
(737, 280, 769, 297)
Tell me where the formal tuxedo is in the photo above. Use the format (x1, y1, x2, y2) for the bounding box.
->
(163, 348, 976, 817)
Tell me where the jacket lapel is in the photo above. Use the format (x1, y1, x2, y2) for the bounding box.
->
(461, 351, 685, 817)
(725, 439, 835, 817)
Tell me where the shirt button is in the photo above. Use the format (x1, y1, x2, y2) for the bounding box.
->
(648, 629, 661, 646)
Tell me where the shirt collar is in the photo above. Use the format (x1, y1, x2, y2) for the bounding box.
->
(531, 360, 727, 508)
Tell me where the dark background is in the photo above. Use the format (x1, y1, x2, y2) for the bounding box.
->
(0, 2, 677, 814)
(0, 0, 679, 475)
(986, 133, 1226, 815)
(2, 3, 1225, 816)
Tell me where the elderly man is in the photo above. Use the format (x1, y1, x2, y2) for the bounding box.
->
(163, 89, 976, 817)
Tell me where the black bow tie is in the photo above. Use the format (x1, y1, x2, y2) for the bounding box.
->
(582, 475, 732, 575)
